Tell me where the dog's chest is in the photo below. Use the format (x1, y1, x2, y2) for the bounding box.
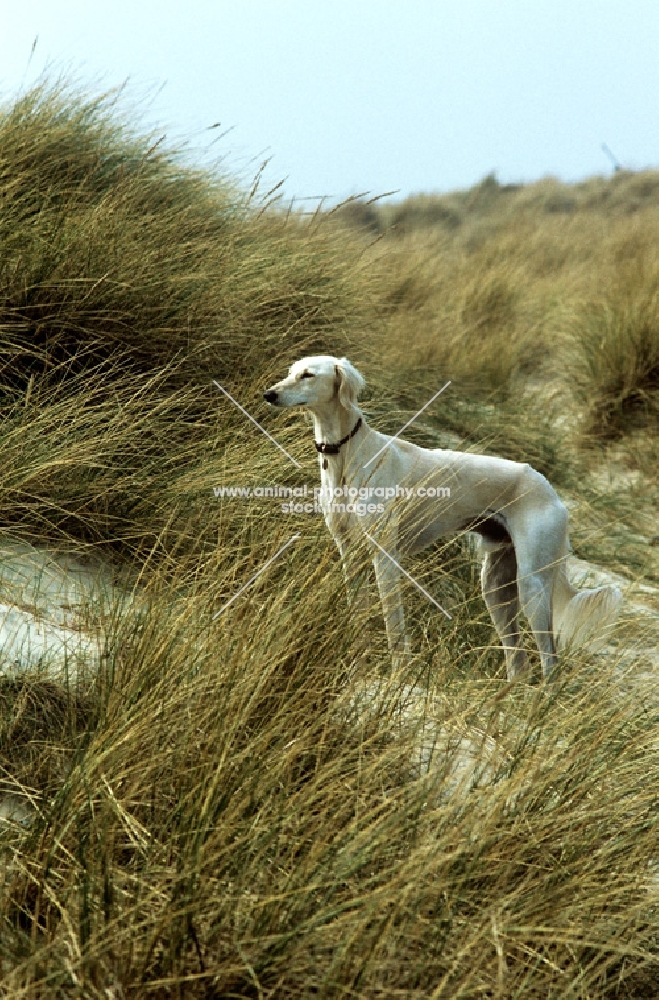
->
(319, 454, 342, 500)
(318, 456, 352, 531)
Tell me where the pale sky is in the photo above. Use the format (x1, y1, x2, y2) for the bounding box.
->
(1, 1, 658, 204)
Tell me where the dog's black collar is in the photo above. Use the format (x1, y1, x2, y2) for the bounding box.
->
(315, 417, 362, 455)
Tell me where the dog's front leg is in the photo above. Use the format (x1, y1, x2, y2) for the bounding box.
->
(371, 543, 411, 668)
(335, 532, 371, 618)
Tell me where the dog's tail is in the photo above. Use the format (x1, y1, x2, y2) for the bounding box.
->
(552, 563, 622, 652)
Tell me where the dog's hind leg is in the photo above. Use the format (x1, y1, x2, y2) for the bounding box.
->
(513, 500, 570, 679)
(515, 564, 559, 679)
(481, 542, 529, 680)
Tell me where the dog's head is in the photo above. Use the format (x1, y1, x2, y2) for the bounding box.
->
(263, 356, 365, 412)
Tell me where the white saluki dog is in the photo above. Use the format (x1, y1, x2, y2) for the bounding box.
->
(264, 356, 621, 679)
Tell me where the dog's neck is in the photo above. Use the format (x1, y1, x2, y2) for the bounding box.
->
(310, 402, 363, 485)
(311, 400, 361, 449)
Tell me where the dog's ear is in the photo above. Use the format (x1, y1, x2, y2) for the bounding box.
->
(335, 358, 365, 410)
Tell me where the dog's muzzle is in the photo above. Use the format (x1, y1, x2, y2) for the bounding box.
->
(263, 390, 278, 404)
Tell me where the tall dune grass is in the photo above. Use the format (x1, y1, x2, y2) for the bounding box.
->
(0, 81, 657, 997)
(345, 171, 659, 430)
(0, 79, 376, 394)
(3, 538, 658, 997)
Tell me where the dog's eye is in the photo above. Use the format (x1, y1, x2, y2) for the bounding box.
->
(300, 372, 315, 379)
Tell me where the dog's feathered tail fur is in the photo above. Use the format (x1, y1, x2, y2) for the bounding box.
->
(552, 562, 622, 652)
